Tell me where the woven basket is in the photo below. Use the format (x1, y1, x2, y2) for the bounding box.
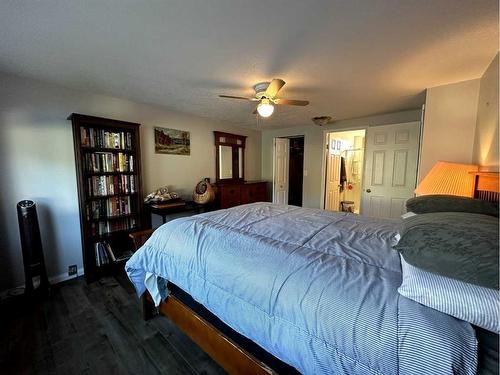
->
(193, 180, 215, 204)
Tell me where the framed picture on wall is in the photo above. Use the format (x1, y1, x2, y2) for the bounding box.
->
(154, 127, 190, 155)
(329, 140, 336, 154)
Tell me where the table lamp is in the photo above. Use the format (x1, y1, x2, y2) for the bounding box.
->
(415, 161, 479, 197)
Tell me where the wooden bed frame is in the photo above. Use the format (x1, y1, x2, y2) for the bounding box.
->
(130, 229, 279, 375)
(131, 172, 499, 375)
(144, 291, 275, 374)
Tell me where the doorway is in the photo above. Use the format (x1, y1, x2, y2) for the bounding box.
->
(273, 136, 304, 206)
(288, 137, 304, 206)
(323, 121, 421, 217)
(324, 130, 366, 213)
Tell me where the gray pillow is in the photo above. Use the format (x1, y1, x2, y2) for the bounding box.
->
(394, 212, 499, 289)
(406, 195, 499, 217)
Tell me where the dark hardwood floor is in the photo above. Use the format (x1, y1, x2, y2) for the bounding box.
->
(0, 273, 226, 375)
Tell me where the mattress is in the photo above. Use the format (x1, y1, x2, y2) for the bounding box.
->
(126, 203, 477, 374)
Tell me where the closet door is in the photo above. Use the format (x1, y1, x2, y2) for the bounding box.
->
(273, 138, 289, 205)
(361, 122, 420, 218)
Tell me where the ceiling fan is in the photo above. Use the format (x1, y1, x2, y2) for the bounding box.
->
(219, 79, 309, 118)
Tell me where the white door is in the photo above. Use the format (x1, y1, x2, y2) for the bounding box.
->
(325, 137, 341, 211)
(361, 122, 421, 218)
(273, 138, 289, 205)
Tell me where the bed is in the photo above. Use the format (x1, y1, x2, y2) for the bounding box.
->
(126, 200, 494, 374)
(126, 172, 499, 374)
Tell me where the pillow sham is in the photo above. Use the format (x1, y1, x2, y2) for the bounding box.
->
(398, 256, 500, 333)
(406, 195, 499, 217)
(394, 211, 499, 289)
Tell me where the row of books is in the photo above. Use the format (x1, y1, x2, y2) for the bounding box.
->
(94, 241, 133, 266)
(81, 126, 133, 150)
(91, 217, 137, 236)
(87, 175, 136, 197)
(84, 152, 134, 173)
(86, 196, 133, 220)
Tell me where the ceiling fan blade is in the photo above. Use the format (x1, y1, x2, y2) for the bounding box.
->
(219, 95, 258, 101)
(274, 98, 309, 106)
(265, 79, 285, 98)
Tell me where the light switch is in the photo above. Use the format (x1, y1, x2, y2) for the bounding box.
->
(304, 170, 308, 177)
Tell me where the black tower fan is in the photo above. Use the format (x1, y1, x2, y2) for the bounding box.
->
(17, 200, 50, 295)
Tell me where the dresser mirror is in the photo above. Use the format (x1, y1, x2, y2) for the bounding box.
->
(214, 131, 246, 182)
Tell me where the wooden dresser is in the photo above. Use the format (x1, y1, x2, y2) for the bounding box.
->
(216, 181, 268, 209)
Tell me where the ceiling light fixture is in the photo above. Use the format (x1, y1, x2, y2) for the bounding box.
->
(257, 99, 274, 118)
(312, 116, 333, 126)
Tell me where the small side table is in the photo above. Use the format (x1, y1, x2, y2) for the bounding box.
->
(144, 200, 214, 226)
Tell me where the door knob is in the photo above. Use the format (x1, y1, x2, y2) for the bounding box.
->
(366, 189, 371, 193)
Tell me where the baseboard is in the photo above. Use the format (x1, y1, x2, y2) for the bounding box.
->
(0, 267, 85, 300)
(48, 267, 85, 284)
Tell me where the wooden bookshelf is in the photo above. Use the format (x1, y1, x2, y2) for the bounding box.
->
(69, 113, 144, 283)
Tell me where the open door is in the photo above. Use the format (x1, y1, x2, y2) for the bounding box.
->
(325, 136, 341, 211)
(273, 138, 289, 205)
(361, 121, 421, 218)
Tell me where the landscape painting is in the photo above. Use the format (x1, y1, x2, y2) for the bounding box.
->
(154, 127, 190, 155)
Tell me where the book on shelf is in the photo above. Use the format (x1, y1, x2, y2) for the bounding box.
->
(91, 217, 137, 236)
(94, 241, 120, 266)
(80, 127, 133, 150)
(87, 175, 136, 197)
(86, 196, 133, 220)
(95, 242, 108, 266)
(105, 242, 116, 262)
(84, 152, 134, 173)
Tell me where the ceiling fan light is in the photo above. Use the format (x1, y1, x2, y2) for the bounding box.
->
(257, 100, 274, 117)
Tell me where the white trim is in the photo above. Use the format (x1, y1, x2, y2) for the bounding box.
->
(272, 138, 277, 202)
(49, 267, 85, 284)
(416, 104, 425, 183)
(0, 267, 84, 300)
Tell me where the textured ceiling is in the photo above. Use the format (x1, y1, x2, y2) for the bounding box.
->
(0, 0, 498, 129)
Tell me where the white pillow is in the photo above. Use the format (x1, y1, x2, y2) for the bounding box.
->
(398, 255, 500, 333)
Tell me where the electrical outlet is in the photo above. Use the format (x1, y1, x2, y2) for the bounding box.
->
(68, 265, 78, 276)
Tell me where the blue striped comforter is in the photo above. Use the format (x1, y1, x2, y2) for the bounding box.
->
(126, 203, 477, 374)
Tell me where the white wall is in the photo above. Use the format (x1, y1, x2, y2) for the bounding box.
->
(0, 72, 261, 291)
(473, 53, 499, 171)
(419, 79, 480, 180)
(261, 109, 422, 208)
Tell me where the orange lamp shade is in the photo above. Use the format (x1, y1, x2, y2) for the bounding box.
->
(415, 161, 479, 198)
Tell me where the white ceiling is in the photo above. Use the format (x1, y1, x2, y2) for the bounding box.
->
(0, 1, 497, 129)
